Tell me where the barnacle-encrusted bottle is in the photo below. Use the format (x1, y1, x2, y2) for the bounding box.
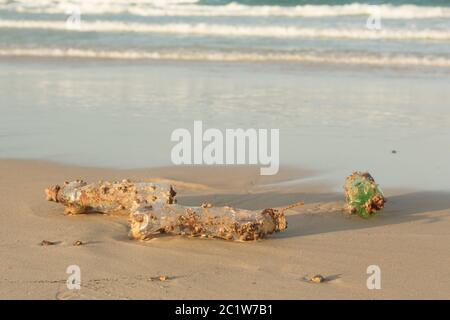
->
(45, 180, 176, 215)
(129, 201, 300, 241)
(344, 172, 386, 218)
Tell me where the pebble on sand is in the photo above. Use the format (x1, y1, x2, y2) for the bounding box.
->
(150, 275, 170, 282)
(310, 275, 325, 283)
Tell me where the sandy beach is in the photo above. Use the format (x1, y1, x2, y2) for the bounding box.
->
(0, 159, 449, 299)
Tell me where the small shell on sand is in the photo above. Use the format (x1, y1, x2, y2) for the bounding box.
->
(150, 275, 169, 282)
(310, 275, 325, 283)
(73, 240, 83, 246)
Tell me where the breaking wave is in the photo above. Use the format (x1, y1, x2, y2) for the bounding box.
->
(1, 1, 450, 19)
(2, 20, 450, 41)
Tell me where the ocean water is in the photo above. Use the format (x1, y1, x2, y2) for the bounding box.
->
(0, 0, 449, 66)
(0, 1, 449, 190)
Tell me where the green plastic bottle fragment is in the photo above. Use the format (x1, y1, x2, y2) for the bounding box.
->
(344, 172, 386, 218)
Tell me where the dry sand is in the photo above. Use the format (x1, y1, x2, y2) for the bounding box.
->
(0, 159, 449, 299)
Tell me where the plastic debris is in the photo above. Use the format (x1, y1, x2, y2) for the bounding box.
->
(45, 179, 302, 241)
(129, 201, 303, 241)
(45, 180, 176, 215)
(344, 172, 386, 218)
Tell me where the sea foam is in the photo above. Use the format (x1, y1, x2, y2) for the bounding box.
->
(2, 48, 449, 68)
(2, 20, 450, 41)
(1, 1, 450, 19)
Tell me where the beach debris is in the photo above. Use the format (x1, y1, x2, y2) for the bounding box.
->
(45, 180, 176, 215)
(310, 275, 325, 284)
(73, 240, 83, 246)
(302, 274, 341, 284)
(45, 179, 301, 241)
(40, 240, 57, 246)
(149, 275, 170, 282)
(344, 172, 386, 218)
(129, 201, 303, 241)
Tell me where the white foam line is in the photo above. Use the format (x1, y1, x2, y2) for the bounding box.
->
(1, 20, 450, 41)
(1, 48, 450, 68)
(1, 2, 450, 19)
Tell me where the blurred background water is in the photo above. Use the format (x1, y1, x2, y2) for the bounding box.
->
(0, 0, 449, 66)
